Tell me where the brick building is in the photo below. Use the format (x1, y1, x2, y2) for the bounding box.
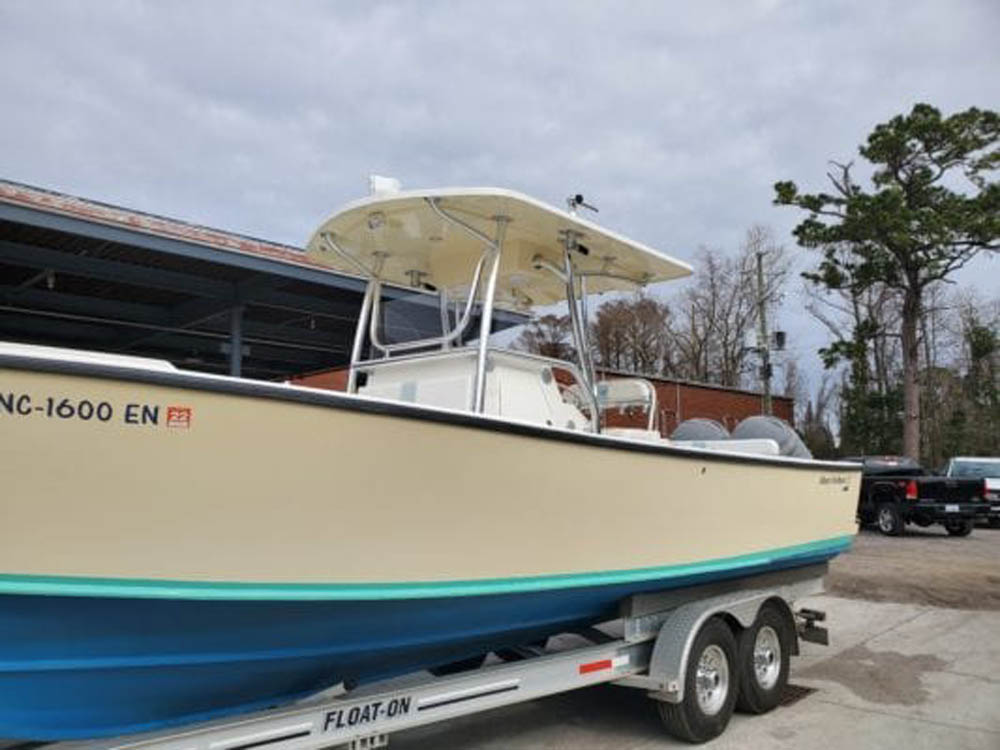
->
(598, 369, 794, 435)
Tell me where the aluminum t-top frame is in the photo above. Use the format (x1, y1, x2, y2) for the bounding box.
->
(329, 197, 602, 426)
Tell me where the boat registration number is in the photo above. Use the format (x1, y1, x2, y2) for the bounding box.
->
(1, 391, 193, 428)
(945, 504, 959, 513)
(322, 696, 413, 733)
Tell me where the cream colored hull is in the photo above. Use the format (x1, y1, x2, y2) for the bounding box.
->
(1, 362, 859, 592)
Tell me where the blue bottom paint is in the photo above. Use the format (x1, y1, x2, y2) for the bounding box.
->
(0, 544, 843, 740)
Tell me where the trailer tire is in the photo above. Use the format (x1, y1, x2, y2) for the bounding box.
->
(657, 617, 738, 744)
(735, 603, 791, 714)
(876, 503, 903, 536)
(944, 519, 973, 537)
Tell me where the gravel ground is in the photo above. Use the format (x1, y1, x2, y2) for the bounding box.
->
(827, 524, 1000, 610)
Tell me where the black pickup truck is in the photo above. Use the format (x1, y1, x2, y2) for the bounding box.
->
(847, 456, 988, 537)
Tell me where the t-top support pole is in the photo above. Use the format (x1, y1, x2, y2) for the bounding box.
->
(472, 216, 508, 413)
(563, 233, 600, 432)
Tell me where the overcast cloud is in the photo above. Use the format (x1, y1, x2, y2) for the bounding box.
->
(1, 0, 998, 388)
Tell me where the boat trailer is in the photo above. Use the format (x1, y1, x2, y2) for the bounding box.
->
(40, 566, 830, 750)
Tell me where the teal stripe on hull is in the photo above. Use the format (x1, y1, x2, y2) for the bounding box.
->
(0, 535, 853, 601)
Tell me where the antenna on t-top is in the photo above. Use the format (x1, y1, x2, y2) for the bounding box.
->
(566, 193, 599, 216)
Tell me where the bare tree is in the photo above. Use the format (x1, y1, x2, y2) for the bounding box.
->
(522, 226, 793, 402)
(591, 299, 635, 371)
(590, 293, 671, 374)
(671, 227, 789, 388)
(515, 314, 573, 359)
(799, 374, 837, 458)
(781, 356, 807, 425)
(625, 294, 671, 374)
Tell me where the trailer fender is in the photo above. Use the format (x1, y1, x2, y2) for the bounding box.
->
(643, 593, 796, 704)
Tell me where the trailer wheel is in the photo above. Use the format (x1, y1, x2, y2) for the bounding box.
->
(876, 503, 903, 536)
(735, 603, 791, 714)
(944, 519, 973, 537)
(657, 617, 738, 743)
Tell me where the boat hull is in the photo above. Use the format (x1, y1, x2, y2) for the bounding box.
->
(0, 355, 860, 739)
(1, 539, 846, 740)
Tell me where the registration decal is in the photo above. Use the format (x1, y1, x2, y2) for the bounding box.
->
(166, 405, 193, 428)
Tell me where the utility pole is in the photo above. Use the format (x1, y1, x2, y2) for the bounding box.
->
(756, 251, 772, 415)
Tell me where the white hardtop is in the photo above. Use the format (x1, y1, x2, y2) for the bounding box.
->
(305, 188, 692, 310)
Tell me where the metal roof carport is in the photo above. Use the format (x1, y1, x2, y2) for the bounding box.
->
(0, 181, 433, 380)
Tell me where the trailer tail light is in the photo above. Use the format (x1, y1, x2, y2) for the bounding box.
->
(905, 480, 918, 500)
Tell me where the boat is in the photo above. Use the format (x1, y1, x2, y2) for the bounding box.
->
(0, 187, 860, 740)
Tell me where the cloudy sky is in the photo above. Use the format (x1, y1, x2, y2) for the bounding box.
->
(1, 0, 998, 388)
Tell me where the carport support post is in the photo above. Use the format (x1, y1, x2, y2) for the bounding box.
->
(229, 304, 244, 377)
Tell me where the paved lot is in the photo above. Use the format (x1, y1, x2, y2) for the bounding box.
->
(394, 529, 1000, 748)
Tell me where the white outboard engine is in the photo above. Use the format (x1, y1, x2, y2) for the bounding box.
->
(731, 416, 812, 459)
(670, 418, 730, 441)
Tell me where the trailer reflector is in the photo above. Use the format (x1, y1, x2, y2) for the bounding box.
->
(579, 655, 628, 675)
(579, 659, 612, 674)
